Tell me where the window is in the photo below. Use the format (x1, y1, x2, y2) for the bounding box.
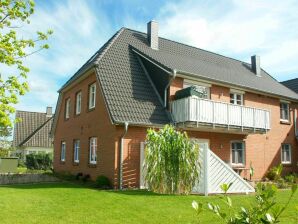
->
(280, 102, 290, 121)
(61, 141, 66, 162)
(75, 92, 82, 115)
(230, 93, 243, 105)
(183, 81, 210, 99)
(65, 98, 70, 119)
(89, 83, 96, 109)
(231, 141, 245, 166)
(74, 139, 80, 163)
(89, 137, 97, 164)
(281, 144, 291, 164)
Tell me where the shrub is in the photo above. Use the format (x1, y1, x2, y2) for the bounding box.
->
(192, 183, 297, 223)
(82, 174, 90, 183)
(145, 125, 200, 194)
(25, 153, 52, 170)
(96, 175, 111, 189)
(284, 173, 296, 183)
(75, 172, 83, 180)
(266, 164, 283, 181)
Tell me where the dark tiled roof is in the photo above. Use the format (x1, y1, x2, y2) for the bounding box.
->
(56, 27, 298, 128)
(13, 111, 53, 148)
(281, 78, 298, 94)
(130, 31, 298, 100)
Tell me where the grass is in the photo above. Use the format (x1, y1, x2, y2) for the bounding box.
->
(0, 182, 297, 224)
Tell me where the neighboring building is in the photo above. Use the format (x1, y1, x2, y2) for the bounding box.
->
(13, 107, 54, 159)
(281, 78, 298, 94)
(51, 21, 298, 190)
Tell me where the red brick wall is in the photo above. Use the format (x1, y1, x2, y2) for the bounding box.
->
(53, 72, 123, 186)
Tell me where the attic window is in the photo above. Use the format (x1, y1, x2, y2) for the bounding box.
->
(89, 83, 96, 109)
(65, 98, 70, 119)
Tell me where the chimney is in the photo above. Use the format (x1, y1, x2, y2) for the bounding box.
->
(251, 55, 261, 76)
(147, 20, 159, 50)
(46, 106, 52, 117)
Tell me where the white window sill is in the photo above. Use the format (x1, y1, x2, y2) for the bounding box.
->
(281, 162, 291, 165)
(89, 161, 97, 165)
(74, 160, 79, 163)
(231, 163, 245, 168)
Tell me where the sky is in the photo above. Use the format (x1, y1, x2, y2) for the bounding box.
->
(11, 0, 298, 113)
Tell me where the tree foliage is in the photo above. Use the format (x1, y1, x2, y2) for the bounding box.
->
(144, 125, 200, 194)
(0, 0, 52, 131)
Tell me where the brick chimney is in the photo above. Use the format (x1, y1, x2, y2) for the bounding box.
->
(147, 20, 159, 50)
(46, 106, 52, 117)
(251, 55, 261, 76)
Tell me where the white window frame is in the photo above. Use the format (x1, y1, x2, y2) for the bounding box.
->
(75, 92, 82, 115)
(280, 102, 290, 122)
(183, 80, 211, 99)
(65, 98, 70, 119)
(61, 141, 66, 162)
(89, 83, 96, 109)
(281, 144, 291, 164)
(231, 141, 245, 166)
(74, 139, 80, 163)
(89, 137, 97, 164)
(230, 92, 243, 105)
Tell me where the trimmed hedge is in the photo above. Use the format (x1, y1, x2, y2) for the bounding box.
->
(25, 153, 52, 170)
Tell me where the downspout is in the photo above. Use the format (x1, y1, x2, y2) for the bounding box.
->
(294, 109, 297, 137)
(119, 122, 129, 190)
(164, 69, 177, 108)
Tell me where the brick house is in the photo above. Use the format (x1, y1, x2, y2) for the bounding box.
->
(51, 21, 298, 189)
(13, 107, 54, 159)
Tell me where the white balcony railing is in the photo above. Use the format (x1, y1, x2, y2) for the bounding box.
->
(171, 96, 270, 131)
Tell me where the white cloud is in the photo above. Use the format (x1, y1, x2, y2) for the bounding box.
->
(156, 0, 298, 80)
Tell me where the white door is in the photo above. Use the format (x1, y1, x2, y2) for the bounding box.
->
(139, 142, 147, 189)
(192, 138, 210, 194)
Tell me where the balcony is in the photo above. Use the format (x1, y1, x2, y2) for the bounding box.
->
(171, 96, 270, 134)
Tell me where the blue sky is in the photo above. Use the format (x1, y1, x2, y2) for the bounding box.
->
(14, 0, 298, 113)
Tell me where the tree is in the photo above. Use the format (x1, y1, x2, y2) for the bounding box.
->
(144, 125, 200, 194)
(0, 0, 52, 131)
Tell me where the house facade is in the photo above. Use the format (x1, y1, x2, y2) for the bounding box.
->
(52, 21, 298, 189)
(13, 107, 54, 159)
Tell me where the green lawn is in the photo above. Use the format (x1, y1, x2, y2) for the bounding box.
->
(0, 182, 297, 224)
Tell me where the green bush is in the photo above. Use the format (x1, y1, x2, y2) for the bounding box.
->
(96, 175, 111, 189)
(284, 173, 296, 183)
(25, 153, 52, 170)
(266, 164, 283, 181)
(192, 183, 297, 223)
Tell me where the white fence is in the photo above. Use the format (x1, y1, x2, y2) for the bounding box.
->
(192, 147, 255, 195)
(172, 96, 270, 130)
